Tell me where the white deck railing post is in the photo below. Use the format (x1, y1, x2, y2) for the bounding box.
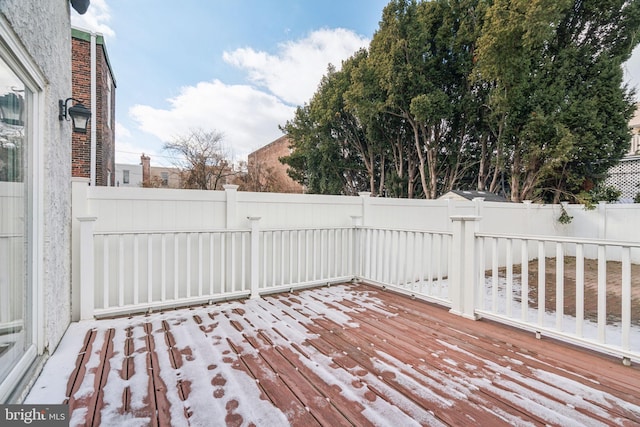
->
(449, 215, 481, 320)
(350, 215, 363, 281)
(78, 216, 97, 320)
(248, 216, 261, 299)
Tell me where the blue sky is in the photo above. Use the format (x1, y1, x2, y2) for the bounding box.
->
(72, 1, 640, 167)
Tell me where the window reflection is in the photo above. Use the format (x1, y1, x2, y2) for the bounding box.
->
(0, 57, 27, 385)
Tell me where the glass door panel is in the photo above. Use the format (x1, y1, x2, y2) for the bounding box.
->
(0, 58, 29, 385)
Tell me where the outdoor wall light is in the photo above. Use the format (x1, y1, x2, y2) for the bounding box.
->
(59, 98, 91, 133)
(70, 0, 91, 15)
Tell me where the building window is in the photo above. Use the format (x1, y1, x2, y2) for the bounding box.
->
(161, 172, 168, 187)
(123, 169, 129, 184)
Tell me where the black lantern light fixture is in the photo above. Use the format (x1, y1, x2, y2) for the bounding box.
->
(59, 98, 91, 133)
(70, 0, 91, 15)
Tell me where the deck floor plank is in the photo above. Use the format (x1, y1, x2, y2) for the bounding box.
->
(27, 283, 640, 426)
(64, 328, 97, 413)
(369, 290, 640, 396)
(244, 335, 354, 427)
(225, 335, 322, 426)
(309, 312, 532, 426)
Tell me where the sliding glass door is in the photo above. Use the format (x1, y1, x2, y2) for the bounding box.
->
(0, 54, 32, 396)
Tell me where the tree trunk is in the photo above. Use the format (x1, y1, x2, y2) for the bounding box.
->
(379, 154, 386, 196)
(478, 134, 488, 191)
(411, 119, 428, 199)
(510, 151, 521, 202)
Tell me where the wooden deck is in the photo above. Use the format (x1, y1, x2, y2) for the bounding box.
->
(27, 283, 640, 426)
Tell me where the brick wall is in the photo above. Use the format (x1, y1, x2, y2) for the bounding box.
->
(247, 135, 303, 193)
(71, 36, 91, 179)
(71, 31, 116, 186)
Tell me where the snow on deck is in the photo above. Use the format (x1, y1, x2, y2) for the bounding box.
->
(25, 283, 640, 426)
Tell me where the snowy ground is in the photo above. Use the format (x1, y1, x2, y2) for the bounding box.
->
(395, 275, 640, 354)
(24, 284, 640, 426)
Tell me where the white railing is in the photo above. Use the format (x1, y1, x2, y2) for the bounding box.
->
(257, 226, 356, 294)
(75, 200, 640, 364)
(357, 226, 453, 307)
(78, 218, 358, 318)
(476, 232, 640, 365)
(92, 229, 251, 317)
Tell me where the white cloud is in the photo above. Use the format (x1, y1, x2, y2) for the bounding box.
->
(70, 0, 115, 38)
(125, 28, 370, 162)
(223, 28, 370, 105)
(115, 121, 131, 139)
(129, 80, 295, 161)
(114, 122, 143, 165)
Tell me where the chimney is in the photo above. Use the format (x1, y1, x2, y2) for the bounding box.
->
(141, 153, 151, 184)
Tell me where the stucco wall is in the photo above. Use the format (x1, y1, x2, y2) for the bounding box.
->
(0, 1, 73, 353)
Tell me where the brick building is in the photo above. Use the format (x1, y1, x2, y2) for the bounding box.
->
(140, 153, 183, 188)
(71, 27, 116, 186)
(247, 135, 303, 193)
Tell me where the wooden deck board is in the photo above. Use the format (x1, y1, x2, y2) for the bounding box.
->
(29, 283, 640, 426)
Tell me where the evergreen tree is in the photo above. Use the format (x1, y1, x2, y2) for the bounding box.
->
(281, 0, 640, 202)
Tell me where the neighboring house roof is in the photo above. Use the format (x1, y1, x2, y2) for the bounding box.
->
(438, 190, 510, 202)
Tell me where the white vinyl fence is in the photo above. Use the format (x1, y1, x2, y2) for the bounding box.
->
(72, 181, 640, 364)
(475, 233, 640, 365)
(357, 226, 453, 306)
(78, 219, 358, 319)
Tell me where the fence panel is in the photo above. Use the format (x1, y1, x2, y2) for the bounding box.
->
(93, 229, 251, 316)
(475, 233, 640, 363)
(358, 227, 453, 307)
(257, 227, 355, 294)
(74, 185, 640, 363)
